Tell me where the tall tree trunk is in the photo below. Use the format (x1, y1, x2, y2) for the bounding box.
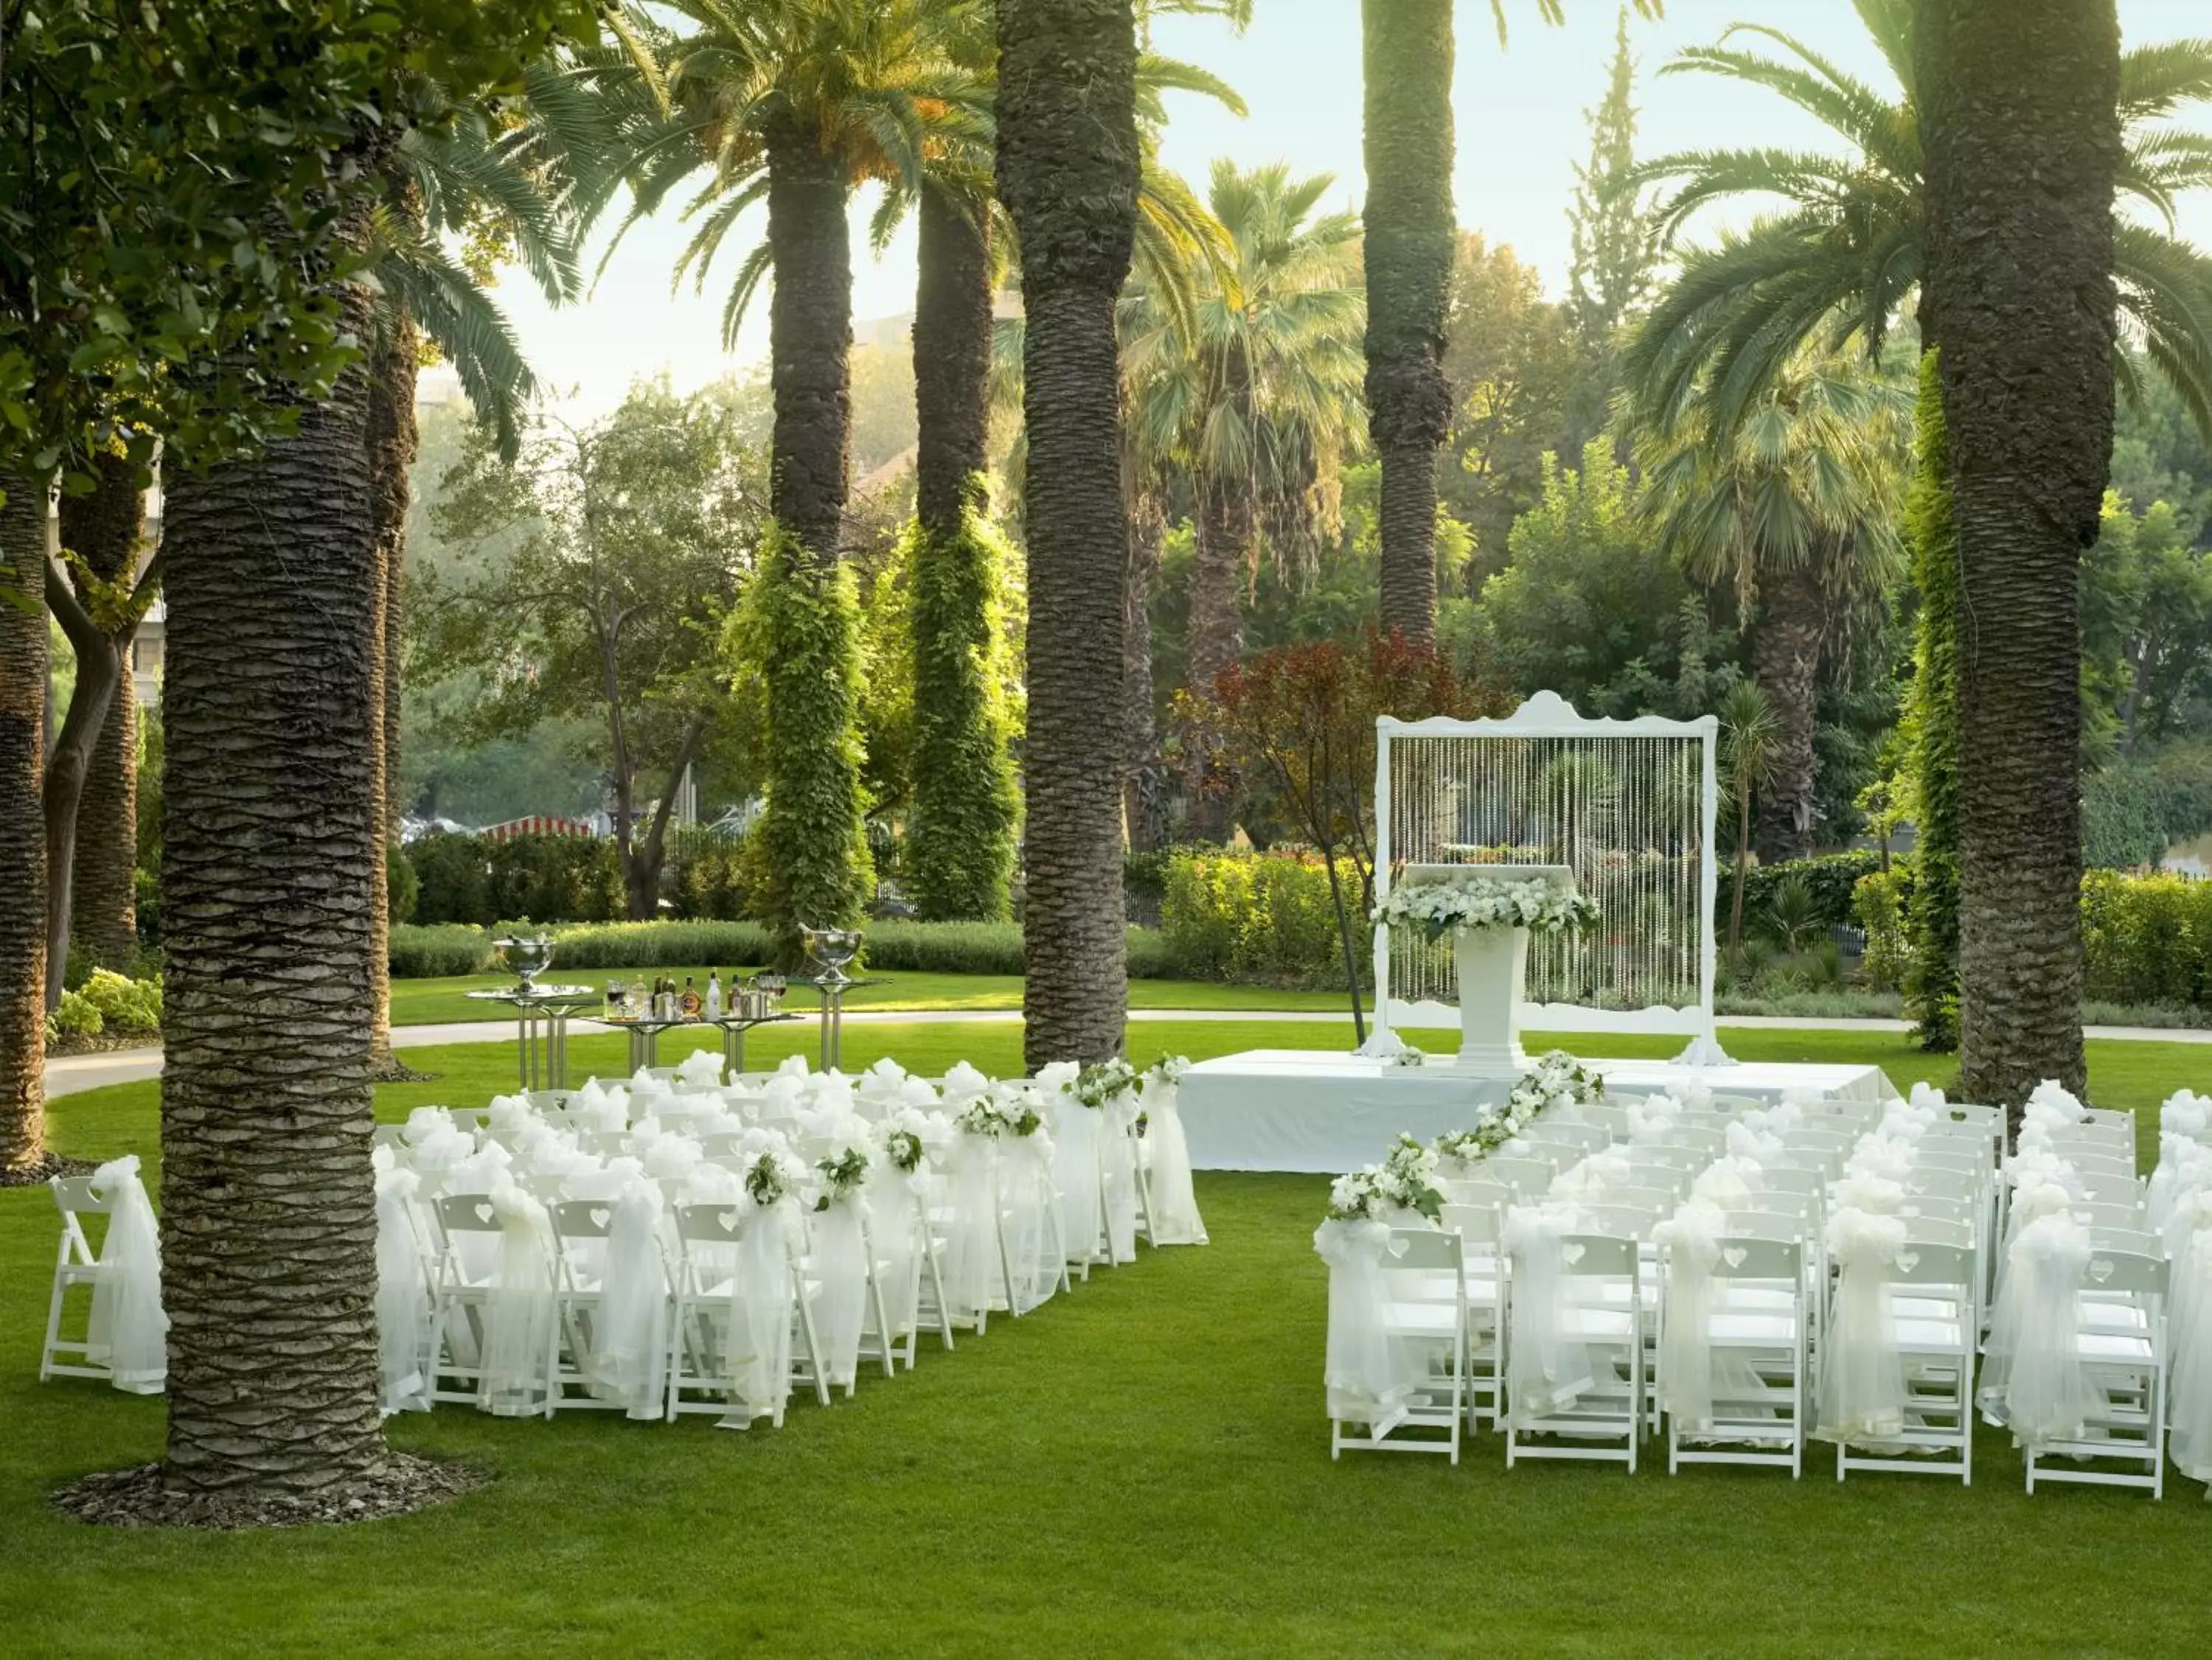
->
(1903, 352, 1961, 1050)
(1123, 502, 1169, 854)
(908, 182, 1018, 921)
(1750, 555, 1826, 863)
(41, 562, 125, 1009)
(757, 124, 870, 959)
(60, 456, 145, 971)
(998, 0, 1140, 1069)
(0, 475, 47, 1175)
(365, 310, 418, 1069)
(1919, 0, 2119, 1111)
(159, 272, 387, 1494)
(1361, 0, 1455, 648)
(1182, 477, 1250, 843)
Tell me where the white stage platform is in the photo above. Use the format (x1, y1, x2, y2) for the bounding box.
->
(1180, 1048, 1897, 1173)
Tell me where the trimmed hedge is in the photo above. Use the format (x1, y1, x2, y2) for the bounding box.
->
(1161, 850, 1369, 988)
(2079, 870, 2212, 1007)
(389, 916, 1173, 980)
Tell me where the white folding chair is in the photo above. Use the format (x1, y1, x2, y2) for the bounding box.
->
(1664, 1235, 1808, 1477)
(1331, 1227, 1469, 1464)
(540, 1197, 671, 1416)
(370, 1123, 408, 1151)
(2023, 1249, 2167, 1499)
(665, 1203, 830, 1425)
(425, 1191, 556, 1417)
(1483, 1157, 1559, 1198)
(1506, 1232, 1644, 1472)
(1441, 1202, 1507, 1431)
(40, 1177, 120, 1385)
(1835, 1241, 1978, 1485)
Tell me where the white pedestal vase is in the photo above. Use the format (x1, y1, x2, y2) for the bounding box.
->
(1451, 924, 1528, 1074)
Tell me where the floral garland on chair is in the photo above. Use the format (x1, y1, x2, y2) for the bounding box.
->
(1072, 1058, 1139, 1111)
(1432, 1049, 1604, 1165)
(1370, 875, 1600, 944)
(814, 1145, 871, 1208)
(1325, 1134, 1445, 1223)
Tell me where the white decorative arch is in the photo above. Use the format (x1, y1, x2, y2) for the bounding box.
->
(1364, 692, 1726, 1063)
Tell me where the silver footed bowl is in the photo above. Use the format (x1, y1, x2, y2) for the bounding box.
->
(801, 925, 862, 974)
(493, 932, 555, 994)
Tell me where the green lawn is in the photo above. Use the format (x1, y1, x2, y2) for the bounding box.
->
(7, 1021, 2210, 1653)
(388, 969, 1356, 1026)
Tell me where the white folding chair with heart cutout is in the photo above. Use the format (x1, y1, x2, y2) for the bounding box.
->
(1505, 1230, 1644, 1471)
(1440, 1203, 1507, 1431)
(2023, 1249, 2167, 1499)
(666, 1202, 830, 1426)
(1662, 1235, 1808, 1477)
(1833, 1239, 1978, 1484)
(544, 1197, 670, 1417)
(1331, 1227, 1468, 1464)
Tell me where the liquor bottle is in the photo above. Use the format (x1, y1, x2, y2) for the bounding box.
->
(681, 976, 702, 1019)
(705, 970, 723, 1019)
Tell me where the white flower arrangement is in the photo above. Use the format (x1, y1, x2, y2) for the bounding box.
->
(813, 1144, 871, 1208)
(956, 1086, 1043, 1140)
(1432, 1050, 1603, 1166)
(1145, 1055, 1192, 1087)
(743, 1147, 809, 1209)
(1072, 1058, 1139, 1111)
(1370, 874, 1600, 943)
(1326, 1133, 1446, 1222)
(878, 1104, 945, 1174)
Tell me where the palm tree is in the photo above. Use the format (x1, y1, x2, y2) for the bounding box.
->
(1918, 0, 2122, 1109)
(1718, 679, 1781, 954)
(1622, 0, 2212, 436)
(1122, 161, 1364, 836)
(1638, 354, 1910, 862)
(1364, 0, 1661, 646)
(996, 0, 1143, 1069)
(599, 0, 973, 952)
(0, 474, 46, 1176)
(159, 257, 388, 1491)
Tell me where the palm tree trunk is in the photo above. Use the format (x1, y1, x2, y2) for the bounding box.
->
(1123, 502, 1169, 854)
(766, 122, 853, 566)
(1750, 556, 1826, 863)
(158, 272, 387, 1493)
(998, 0, 1141, 1069)
(908, 181, 1017, 921)
(1919, 0, 2120, 1110)
(0, 475, 48, 1175)
(1182, 477, 1249, 843)
(366, 310, 419, 1070)
(60, 457, 145, 972)
(1361, 0, 1455, 648)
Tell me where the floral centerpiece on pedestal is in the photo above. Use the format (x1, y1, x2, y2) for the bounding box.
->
(1369, 874, 1599, 941)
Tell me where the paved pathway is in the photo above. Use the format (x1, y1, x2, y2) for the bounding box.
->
(41, 1007, 2212, 1099)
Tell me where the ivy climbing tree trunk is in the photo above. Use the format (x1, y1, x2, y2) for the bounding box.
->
(757, 119, 870, 959)
(1361, 0, 1455, 648)
(0, 475, 48, 1176)
(998, 0, 1140, 1069)
(158, 267, 388, 1493)
(1903, 351, 1961, 1050)
(60, 455, 145, 972)
(1124, 501, 1169, 854)
(1183, 476, 1251, 843)
(908, 181, 1017, 920)
(1919, 0, 2119, 1110)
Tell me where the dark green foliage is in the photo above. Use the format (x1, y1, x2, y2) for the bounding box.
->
(1736, 852, 1885, 936)
(905, 510, 1018, 920)
(749, 526, 873, 961)
(133, 868, 160, 948)
(667, 827, 754, 921)
(487, 834, 624, 924)
(2082, 744, 2212, 868)
(387, 843, 421, 927)
(1902, 353, 1961, 1050)
(1160, 851, 1377, 990)
(409, 832, 493, 927)
(406, 831, 621, 925)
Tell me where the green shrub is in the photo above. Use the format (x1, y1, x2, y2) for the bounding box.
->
(2079, 869, 2212, 1007)
(47, 989, 103, 1040)
(1736, 851, 1882, 932)
(79, 968, 161, 1033)
(537, 918, 773, 972)
(488, 833, 625, 924)
(1161, 849, 1368, 988)
(389, 924, 498, 978)
(1852, 865, 1912, 992)
(410, 832, 493, 926)
(667, 827, 753, 921)
(387, 841, 420, 926)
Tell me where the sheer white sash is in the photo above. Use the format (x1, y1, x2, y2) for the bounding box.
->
(86, 1155, 168, 1395)
(1315, 1218, 1415, 1431)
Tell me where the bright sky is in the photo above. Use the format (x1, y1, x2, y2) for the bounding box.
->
(485, 0, 2212, 418)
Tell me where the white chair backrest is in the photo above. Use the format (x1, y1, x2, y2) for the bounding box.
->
(1482, 1157, 1557, 1197)
(1554, 1232, 1640, 1281)
(1705, 1235, 1801, 1281)
(1386, 1226, 1463, 1274)
(2083, 1246, 2164, 1299)
(1906, 1168, 1978, 1202)
(1612, 1182, 1687, 1211)
(370, 1124, 407, 1151)
(434, 1192, 505, 1235)
(1899, 1218, 1973, 1253)
(1760, 1167, 1823, 1196)
(552, 1198, 620, 1241)
(2073, 1172, 2144, 1207)
(2069, 1199, 2147, 1231)
(1440, 1176, 1514, 1212)
(1581, 1203, 1662, 1241)
(673, 1201, 746, 1246)
(1440, 1202, 1503, 1248)
(49, 1176, 108, 1263)
(1725, 1209, 1811, 1242)
(2088, 1225, 2159, 1258)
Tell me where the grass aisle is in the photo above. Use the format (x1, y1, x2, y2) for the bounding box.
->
(5, 1022, 2210, 1653)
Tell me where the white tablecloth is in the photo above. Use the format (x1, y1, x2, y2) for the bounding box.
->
(1180, 1049, 1896, 1173)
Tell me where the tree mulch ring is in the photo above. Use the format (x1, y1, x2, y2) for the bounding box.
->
(52, 1454, 486, 1530)
(45, 1033, 160, 1058)
(0, 1152, 99, 1189)
(367, 1056, 437, 1084)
